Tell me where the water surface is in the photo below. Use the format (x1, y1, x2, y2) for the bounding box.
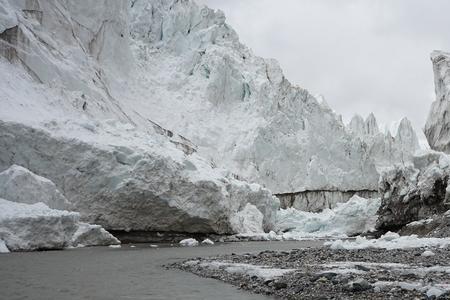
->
(0, 240, 323, 300)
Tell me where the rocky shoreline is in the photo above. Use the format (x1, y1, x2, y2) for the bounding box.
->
(172, 246, 450, 299)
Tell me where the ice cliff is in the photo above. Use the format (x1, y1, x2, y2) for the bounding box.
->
(425, 51, 450, 153)
(348, 114, 420, 170)
(127, 0, 381, 194)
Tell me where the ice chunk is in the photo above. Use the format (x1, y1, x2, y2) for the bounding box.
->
(0, 239, 9, 253)
(179, 238, 199, 247)
(71, 223, 120, 247)
(201, 238, 214, 245)
(230, 204, 264, 234)
(421, 250, 435, 257)
(0, 199, 119, 252)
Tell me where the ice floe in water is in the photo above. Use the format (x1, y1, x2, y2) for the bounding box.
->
(327, 231, 450, 250)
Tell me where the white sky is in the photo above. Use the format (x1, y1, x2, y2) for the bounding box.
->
(196, 0, 450, 134)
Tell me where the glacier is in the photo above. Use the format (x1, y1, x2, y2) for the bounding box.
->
(0, 0, 421, 241)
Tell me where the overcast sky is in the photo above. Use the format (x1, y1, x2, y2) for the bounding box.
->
(197, 0, 450, 135)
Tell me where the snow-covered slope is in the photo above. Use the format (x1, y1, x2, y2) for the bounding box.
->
(425, 51, 450, 153)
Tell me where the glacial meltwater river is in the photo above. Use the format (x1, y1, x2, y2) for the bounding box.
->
(0, 240, 324, 300)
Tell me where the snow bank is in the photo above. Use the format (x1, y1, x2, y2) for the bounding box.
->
(327, 232, 450, 250)
(276, 196, 380, 238)
(0, 165, 70, 210)
(0, 199, 119, 252)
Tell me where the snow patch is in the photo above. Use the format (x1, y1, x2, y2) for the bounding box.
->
(327, 232, 450, 250)
(421, 250, 435, 257)
(186, 260, 295, 280)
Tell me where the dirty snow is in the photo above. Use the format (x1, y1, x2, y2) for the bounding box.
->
(327, 232, 450, 250)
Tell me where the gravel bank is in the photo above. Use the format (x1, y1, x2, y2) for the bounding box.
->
(173, 247, 450, 299)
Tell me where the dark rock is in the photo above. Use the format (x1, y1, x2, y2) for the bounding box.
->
(347, 279, 372, 292)
(355, 265, 370, 272)
(273, 281, 288, 290)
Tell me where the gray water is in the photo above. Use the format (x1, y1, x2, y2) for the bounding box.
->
(0, 241, 323, 300)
